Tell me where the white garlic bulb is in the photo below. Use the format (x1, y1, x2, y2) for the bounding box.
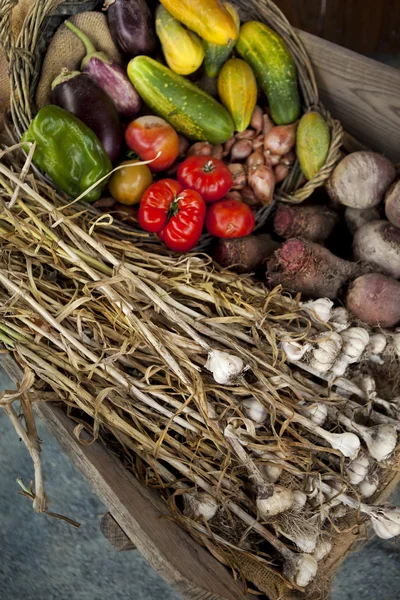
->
(392, 333, 400, 358)
(205, 349, 245, 384)
(359, 473, 379, 498)
(304, 403, 328, 426)
(372, 509, 400, 539)
(183, 491, 218, 521)
(346, 455, 370, 485)
(243, 398, 268, 425)
(291, 490, 308, 512)
(284, 553, 318, 588)
(259, 463, 282, 483)
(256, 486, 294, 518)
(281, 340, 310, 361)
(330, 307, 350, 332)
(368, 333, 387, 357)
(313, 539, 332, 562)
(353, 375, 376, 399)
(362, 424, 397, 462)
(340, 327, 370, 363)
(301, 298, 333, 323)
(309, 332, 342, 373)
(325, 431, 360, 459)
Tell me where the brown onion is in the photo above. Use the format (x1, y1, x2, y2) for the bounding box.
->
(231, 139, 253, 161)
(248, 164, 275, 205)
(242, 186, 260, 208)
(264, 122, 297, 156)
(246, 148, 265, 171)
(281, 150, 296, 166)
(223, 136, 236, 156)
(228, 163, 247, 190)
(274, 163, 290, 183)
(263, 113, 274, 135)
(327, 151, 396, 209)
(211, 144, 224, 160)
(251, 105, 264, 133)
(188, 141, 213, 156)
(236, 129, 256, 140)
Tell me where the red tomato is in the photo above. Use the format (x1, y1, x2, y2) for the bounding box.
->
(205, 199, 255, 238)
(177, 156, 233, 203)
(138, 179, 206, 252)
(125, 116, 179, 173)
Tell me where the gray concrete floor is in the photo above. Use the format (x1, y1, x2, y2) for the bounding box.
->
(0, 368, 399, 600)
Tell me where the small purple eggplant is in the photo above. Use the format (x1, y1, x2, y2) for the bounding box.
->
(104, 0, 157, 57)
(52, 69, 123, 164)
(65, 21, 141, 119)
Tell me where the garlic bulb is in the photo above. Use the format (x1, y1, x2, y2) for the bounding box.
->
(301, 298, 333, 323)
(353, 375, 376, 398)
(330, 307, 350, 332)
(359, 473, 379, 498)
(392, 333, 400, 358)
(278, 528, 317, 553)
(183, 491, 218, 521)
(309, 333, 342, 373)
(340, 327, 370, 362)
(256, 486, 294, 518)
(281, 340, 310, 361)
(331, 505, 348, 519)
(372, 508, 400, 539)
(346, 455, 370, 485)
(362, 424, 397, 462)
(243, 398, 268, 425)
(304, 403, 328, 426)
(325, 431, 361, 460)
(292, 490, 307, 512)
(368, 333, 387, 357)
(205, 350, 245, 384)
(259, 463, 282, 483)
(313, 539, 332, 562)
(284, 553, 318, 588)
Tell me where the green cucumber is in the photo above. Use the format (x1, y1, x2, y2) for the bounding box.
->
(127, 56, 234, 144)
(236, 21, 300, 125)
(296, 112, 331, 180)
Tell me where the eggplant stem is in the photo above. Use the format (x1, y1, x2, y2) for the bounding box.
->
(65, 20, 97, 55)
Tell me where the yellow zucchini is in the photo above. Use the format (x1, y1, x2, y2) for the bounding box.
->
(218, 58, 257, 132)
(203, 3, 240, 78)
(296, 112, 331, 180)
(155, 5, 204, 75)
(159, 0, 237, 46)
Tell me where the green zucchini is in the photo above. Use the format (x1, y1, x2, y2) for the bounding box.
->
(296, 112, 331, 180)
(236, 21, 300, 125)
(127, 56, 234, 144)
(203, 3, 240, 78)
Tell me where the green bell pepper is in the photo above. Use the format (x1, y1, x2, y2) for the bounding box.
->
(21, 105, 112, 202)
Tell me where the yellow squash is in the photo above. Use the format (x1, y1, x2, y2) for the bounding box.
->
(296, 112, 331, 180)
(203, 3, 240, 78)
(155, 5, 204, 75)
(218, 58, 257, 132)
(159, 0, 237, 46)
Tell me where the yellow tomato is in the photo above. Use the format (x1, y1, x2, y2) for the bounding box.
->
(108, 159, 153, 205)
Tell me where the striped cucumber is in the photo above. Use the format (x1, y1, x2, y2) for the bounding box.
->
(127, 56, 234, 144)
(296, 112, 331, 180)
(236, 21, 300, 125)
(203, 3, 240, 78)
(218, 58, 257, 131)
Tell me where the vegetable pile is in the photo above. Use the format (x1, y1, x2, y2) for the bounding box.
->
(3, 1, 400, 598)
(21, 0, 334, 255)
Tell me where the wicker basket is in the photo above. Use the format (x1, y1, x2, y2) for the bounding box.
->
(1, 0, 343, 238)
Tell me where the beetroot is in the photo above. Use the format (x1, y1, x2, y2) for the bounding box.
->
(346, 273, 400, 327)
(385, 180, 400, 228)
(214, 234, 279, 274)
(267, 238, 359, 299)
(344, 206, 380, 235)
(353, 220, 400, 279)
(273, 203, 338, 243)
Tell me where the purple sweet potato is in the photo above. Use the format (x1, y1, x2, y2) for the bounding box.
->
(214, 234, 280, 274)
(346, 273, 400, 327)
(385, 179, 400, 228)
(267, 238, 359, 299)
(273, 203, 338, 243)
(353, 220, 400, 279)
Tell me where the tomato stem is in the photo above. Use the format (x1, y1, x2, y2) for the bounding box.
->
(202, 160, 215, 174)
(167, 196, 180, 221)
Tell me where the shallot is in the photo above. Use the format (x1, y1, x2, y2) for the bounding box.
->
(228, 163, 247, 190)
(264, 123, 297, 156)
(230, 139, 253, 161)
(248, 164, 275, 205)
(274, 164, 289, 183)
(250, 105, 263, 133)
(188, 141, 212, 156)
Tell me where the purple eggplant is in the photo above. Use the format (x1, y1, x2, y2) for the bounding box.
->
(104, 0, 156, 57)
(52, 70, 123, 164)
(65, 21, 141, 119)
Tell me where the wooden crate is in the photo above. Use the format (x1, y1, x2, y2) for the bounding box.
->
(3, 30, 400, 600)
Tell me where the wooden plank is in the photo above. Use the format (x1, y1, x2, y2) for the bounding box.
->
(376, 0, 400, 54)
(275, 0, 323, 38)
(298, 29, 400, 162)
(34, 401, 249, 600)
